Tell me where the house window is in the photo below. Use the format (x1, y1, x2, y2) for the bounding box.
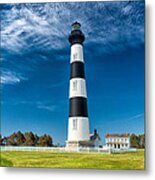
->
(73, 80, 77, 91)
(73, 119, 77, 130)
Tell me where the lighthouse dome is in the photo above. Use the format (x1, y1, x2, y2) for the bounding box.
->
(69, 22, 85, 45)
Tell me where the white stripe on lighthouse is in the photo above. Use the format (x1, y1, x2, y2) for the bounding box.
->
(68, 117, 89, 141)
(69, 78, 87, 98)
(70, 44, 84, 63)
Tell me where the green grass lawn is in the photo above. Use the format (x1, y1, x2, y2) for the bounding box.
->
(0, 149, 144, 170)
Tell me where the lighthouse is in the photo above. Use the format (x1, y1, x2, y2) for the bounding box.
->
(66, 22, 90, 149)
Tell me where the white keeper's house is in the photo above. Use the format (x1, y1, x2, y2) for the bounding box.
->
(105, 133, 130, 149)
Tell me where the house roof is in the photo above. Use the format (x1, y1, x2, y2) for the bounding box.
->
(89, 134, 100, 141)
(89, 129, 100, 141)
(105, 133, 130, 138)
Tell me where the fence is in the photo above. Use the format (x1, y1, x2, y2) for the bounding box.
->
(0, 146, 66, 152)
(110, 148, 137, 154)
(0, 146, 110, 153)
(0, 146, 137, 154)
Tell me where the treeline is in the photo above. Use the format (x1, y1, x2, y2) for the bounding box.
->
(130, 134, 145, 148)
(0, 131, 53, 147)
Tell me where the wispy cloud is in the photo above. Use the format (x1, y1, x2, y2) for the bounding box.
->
(37, 104, 57, 112)
(36, 101, 59, 112)
(2, 99, 59, 112)
(1, 2, 144, 54)
(128, 113, 144, 121)
(1, 1, 144, 85)
(1, 70, 27, 85)
(48, 81, 66, 89)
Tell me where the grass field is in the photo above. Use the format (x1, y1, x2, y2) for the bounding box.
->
(0, 149, 144, 170)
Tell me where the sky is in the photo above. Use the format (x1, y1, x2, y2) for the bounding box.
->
(0, 1, 145, 145)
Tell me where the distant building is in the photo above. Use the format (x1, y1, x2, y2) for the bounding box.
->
(105, 133, 130, 149)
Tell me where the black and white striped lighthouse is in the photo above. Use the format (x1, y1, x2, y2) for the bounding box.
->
(66, 22, 90, 148)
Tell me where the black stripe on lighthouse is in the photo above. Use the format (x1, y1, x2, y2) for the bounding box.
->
(70, 62, 85, 79)
(69, 97, 88, 117)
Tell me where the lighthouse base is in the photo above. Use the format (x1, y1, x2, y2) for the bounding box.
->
(66, 140, 94, 151)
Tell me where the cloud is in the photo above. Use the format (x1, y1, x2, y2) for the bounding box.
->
(1, 1, 144, 85)
(1, 2, 144, 54)
(1, 70, 27, 85)
(1, 4, 68, 53)
(37, 101, 58, 112)
(128, 113, 144, 121)
(2, 99, 58, 112)
(48, 81, 66, 89)
(37, 104, 57, 112)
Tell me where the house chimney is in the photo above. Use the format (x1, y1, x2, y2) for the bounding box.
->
(94, 129, 97, 135)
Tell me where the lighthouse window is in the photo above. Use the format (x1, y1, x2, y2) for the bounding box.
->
(73, 80, 77, 91)
(81, 82, 84, 94)
(73, 53, 78, 60)
(73, 119, 77, 130)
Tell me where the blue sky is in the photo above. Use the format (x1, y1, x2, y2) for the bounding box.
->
(1, 1, 144, 145)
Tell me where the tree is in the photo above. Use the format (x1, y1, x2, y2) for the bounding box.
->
(130, 134, 145, 148)
(0, 134, 3, 145)
(46, 135, 53, 147)
(0, 131, 53, 147)
(130, 134, 142, 148)
(7, 132, 18, 146)
(24, 132, 35, 146)
(38, 134, 53, 147)
(130, 134, 139, 148)
(138, 134, 145, 148)
(2, 136, 8, 146)
(16, 131, 26, 146)
(34, 134, 39, 146)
